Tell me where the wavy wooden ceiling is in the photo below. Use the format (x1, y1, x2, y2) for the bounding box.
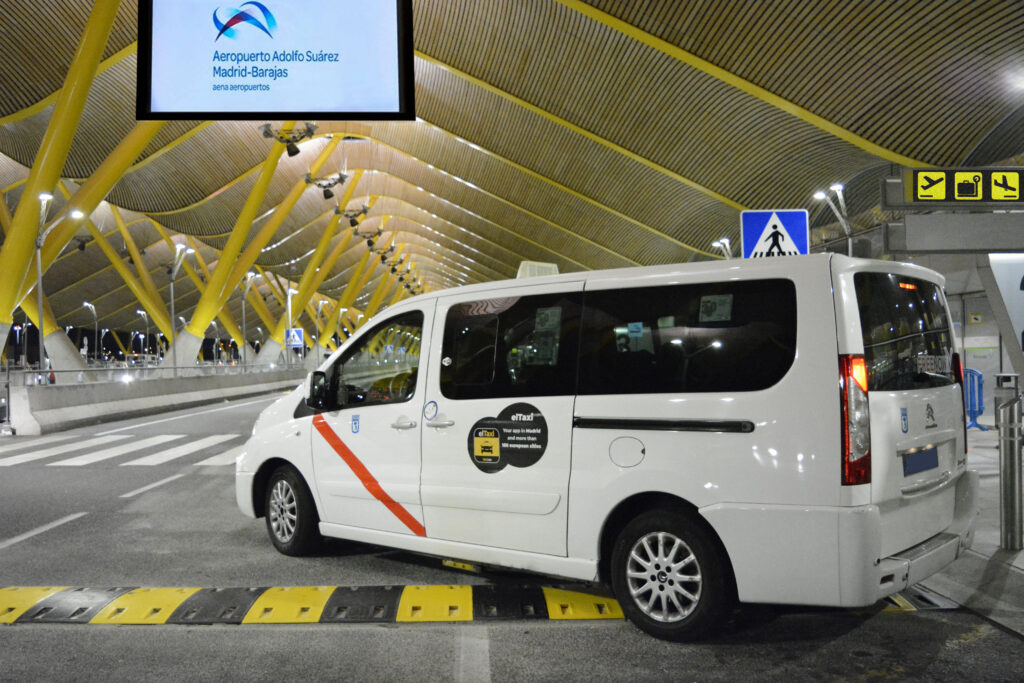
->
(1, 0, 1023, 335)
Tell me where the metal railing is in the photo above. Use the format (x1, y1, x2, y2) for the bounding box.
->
(6, 360, 307, 387)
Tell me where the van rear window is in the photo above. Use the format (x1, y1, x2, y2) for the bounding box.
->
(854, 273, 955, 391)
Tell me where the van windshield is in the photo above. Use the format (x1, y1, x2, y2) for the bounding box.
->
(854, 273, 955, 391)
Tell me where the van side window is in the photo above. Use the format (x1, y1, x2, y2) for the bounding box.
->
(441, 293, 582, 400)
(579, 280, 797, 394)
(330, 311, 423, 408)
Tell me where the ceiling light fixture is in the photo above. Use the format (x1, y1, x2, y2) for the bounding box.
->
(814, 185, 852, 256)
(258, 121, 317, 157)
(305, 170, 347, 200)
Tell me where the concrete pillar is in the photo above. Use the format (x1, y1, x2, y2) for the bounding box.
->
(254, 338, 283, 366)
(43, 331, 88, 372)
(163, 329, 204, 375)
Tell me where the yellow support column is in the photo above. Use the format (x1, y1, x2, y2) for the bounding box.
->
(0, 0, 120, 330)
(37, 123, 167, 275)
(267, 169, 363, 345)
(182, 124, 293, 341)
(221, 136, 342, 309)
(267, 212, 343, 345)
(113, 207, 165, 312)
(185, 239, 245, 348)
(84, 218, 172, 338)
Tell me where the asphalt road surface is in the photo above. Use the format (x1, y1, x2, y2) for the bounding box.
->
(0, 393, 1021, 681)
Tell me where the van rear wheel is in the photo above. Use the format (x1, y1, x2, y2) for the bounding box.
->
(610, 509, 733, 641)
(265, 466, 321, 556)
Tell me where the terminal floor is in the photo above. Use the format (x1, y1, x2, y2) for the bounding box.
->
(0, 395, 1021, 681)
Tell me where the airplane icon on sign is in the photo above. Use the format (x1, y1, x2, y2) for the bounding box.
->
(919, 175, 943, 191)
(994, 174, 1017, 193)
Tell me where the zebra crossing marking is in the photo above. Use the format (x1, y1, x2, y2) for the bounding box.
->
(193, 445, 245, 467)
(49, 435, 186, 467)
(121, 434, 241, 467)
(0, 433, 76, 455)
(0, 435, 133, 467)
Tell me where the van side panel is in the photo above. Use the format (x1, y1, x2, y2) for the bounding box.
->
(568, 257, 844, 604)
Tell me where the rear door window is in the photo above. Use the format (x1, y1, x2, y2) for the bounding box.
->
(854, 273, 954, 391)
(440, 292, 582, 400)
(578, 279, 797, 394)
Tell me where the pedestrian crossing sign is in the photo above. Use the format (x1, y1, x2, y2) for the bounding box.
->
(741, 210, 809, 259)
(285, 328, 304, 348)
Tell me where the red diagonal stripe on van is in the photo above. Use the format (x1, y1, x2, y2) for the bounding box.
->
(312, 414, 426, 537)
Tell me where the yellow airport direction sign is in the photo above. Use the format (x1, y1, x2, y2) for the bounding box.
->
(910, 168, 1022, 203)
(915, 171, 945, 200)
(991, 171, 1020, 201)
(954, 172, 983, 200)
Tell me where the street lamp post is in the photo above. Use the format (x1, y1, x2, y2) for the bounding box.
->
(100, 328, 108, 361)
(286, 287, 298, 366)
(35, 194, 84, 380)
(136, 310, 149, 357)
(242, 271, 255, 366)
(169, 245, 193, 376)
(35, 193, 52, 379)
(82, 302, 97, 363)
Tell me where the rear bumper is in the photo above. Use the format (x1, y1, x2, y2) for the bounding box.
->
(701, 469, 979, 607)
(855, 468, 979, 606)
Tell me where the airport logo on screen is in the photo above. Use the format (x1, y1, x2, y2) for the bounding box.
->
(209, 2, 340, 92)
(213, 2, 277, 41)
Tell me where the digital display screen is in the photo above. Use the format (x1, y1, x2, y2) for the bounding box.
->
(137, 0, 414, 120)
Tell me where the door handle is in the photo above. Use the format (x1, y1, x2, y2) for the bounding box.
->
(390, 419, 418, 430)
(426, 419, 455, 429)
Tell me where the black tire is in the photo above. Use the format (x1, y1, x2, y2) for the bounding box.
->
(264, 465, 321, 556)
(610, 508, 734, 642)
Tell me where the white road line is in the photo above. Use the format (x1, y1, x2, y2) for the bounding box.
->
(0, 433, 76, 455)
(119, 474, 186, 498)
(120, 434, 241, 466)
(0, 512, 88, 551)
(95, 395, 281, 435)
(193, 445, 245, 467)
(48, 434, 185, 467)
(0, 435, 133, 467)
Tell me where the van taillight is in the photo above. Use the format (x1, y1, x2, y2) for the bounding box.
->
(840, 355, 871, 485)
(952, 352, 967, 454)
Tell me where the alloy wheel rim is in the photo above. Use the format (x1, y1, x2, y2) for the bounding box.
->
(625, 531, 703, 623)
(269, 479, 297, 543)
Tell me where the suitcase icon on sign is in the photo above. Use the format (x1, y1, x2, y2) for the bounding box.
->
(956, 174, 981, 198)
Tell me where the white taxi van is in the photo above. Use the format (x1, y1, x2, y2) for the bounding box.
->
(236, 254, 978, 641)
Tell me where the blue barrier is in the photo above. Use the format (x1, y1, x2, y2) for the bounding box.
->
(965, 369, 988, 430)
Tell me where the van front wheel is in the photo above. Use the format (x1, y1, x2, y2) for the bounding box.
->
(610, 509, 733, 641)
(265, 466, 321, 556)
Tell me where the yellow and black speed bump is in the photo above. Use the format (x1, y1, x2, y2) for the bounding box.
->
(16, 587, 136, 624)
(1, 584, 626, 626)
(320, 585, 401, 623)
(167, 587, 266, 625)
(472, 585, 548, 620)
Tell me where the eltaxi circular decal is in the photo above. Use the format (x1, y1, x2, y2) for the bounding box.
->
(467, 403, 548, 474)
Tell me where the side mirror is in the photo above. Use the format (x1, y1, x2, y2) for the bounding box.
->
(306, 370, 329, 410)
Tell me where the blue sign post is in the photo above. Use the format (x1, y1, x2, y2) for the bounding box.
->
(741, 210, 810, 259)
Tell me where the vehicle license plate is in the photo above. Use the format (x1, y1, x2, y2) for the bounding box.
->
(903, 446, 939, 477)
